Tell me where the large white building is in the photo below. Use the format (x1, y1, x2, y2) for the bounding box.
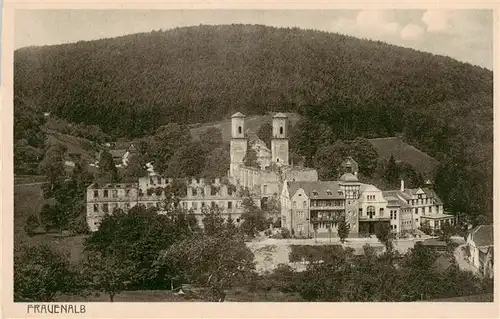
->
(280, 162, 455, 237)
(86, 176, 246, 232)
(87, 111, 317, 231)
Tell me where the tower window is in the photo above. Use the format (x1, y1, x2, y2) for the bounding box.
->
(280, 126, 283, 134)
(277, 158, 279, 162)
(238, 126, 242, 134)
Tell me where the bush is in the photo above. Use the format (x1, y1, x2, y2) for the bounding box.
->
(270, 233, 283, 239)
(24, 214, 40, 237)
(155, 187, 163, 196)
(264, 229, 272, 236)
(281, 228, 291, 239)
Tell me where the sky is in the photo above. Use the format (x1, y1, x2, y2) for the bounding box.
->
(15, 9, 493, 69)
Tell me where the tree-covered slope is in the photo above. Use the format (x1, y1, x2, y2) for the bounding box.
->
(14, 24, 492, 139)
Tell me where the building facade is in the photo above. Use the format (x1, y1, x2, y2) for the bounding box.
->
(86, 176, 247, 232)
(466, 225, 494, 278)
(229, 112, 318, 203)
(280, 170, 453, 238)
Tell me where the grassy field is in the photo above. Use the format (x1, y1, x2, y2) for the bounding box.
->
(13, 183, 87, 264)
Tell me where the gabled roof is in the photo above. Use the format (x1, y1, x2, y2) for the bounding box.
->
(386, 186, 444, 205)
(231, 112, 246, 118)
(382, 191, 412, 208)
(287, 181, 344, 199)
(272, 112, 288, 118)
(469, 225, 494, 247)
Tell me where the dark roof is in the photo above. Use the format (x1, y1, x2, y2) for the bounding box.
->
(367, 137, 439, 177)
(287, 181, 344, 199)
(470, 225, 494, 247)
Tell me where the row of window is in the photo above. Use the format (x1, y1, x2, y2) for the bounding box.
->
(360, 206, 384, 217)
(408, 197, 435, 206)
(311, 190, 343, 196)
(390, 225, 398, 230)
(415, 206, 439, 215)
(366, 195, 376, 200)
(296, 211, 305, 219)
(93, 189, 130, 198)
(147, 177, 219, 186)
(93, 202, 130, 213)
(292, 201, 308, 209)
(92, 200, 240, 213)
(310, 200, 345, 207)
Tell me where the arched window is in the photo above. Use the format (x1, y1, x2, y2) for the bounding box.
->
(238, 126, 242, 134)
(280, 126, 283, 134)
(276, 158, 279, 162)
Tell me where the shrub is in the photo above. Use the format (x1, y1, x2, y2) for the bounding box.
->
(24, 214, 40, 237)
(281, 228, 291, 239)
(155, 187, 163, 196)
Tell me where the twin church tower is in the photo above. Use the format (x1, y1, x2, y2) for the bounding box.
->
(229, 112, 289, 177)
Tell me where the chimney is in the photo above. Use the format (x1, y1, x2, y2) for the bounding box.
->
(400, 180, 405, 192)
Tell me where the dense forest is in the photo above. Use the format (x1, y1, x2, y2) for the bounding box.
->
(14, 24, 493, 224)
(14, 24, 492, 137)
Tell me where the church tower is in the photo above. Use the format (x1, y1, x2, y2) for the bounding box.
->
(230, 112, 248, 177)
(271, 113, 289, 166)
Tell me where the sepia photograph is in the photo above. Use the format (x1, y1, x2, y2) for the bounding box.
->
(5, 4, 496, 314)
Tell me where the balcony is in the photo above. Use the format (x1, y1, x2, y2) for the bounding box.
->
(310, 205, 345, 210)
(359, 214, 390, 221)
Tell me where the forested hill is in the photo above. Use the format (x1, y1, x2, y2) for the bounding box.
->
(14, 24, 492, 138)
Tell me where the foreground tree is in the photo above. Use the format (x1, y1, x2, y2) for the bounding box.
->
(158, 233, 255, 301)
(14, 244, 81, 302)
(83, 252, 135, 302)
